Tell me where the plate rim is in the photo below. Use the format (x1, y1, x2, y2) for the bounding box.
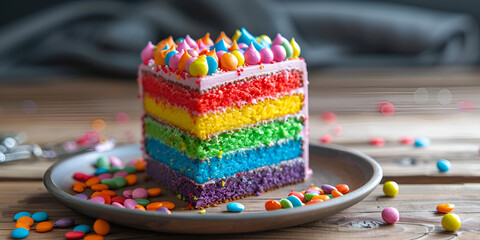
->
(43, 143, 382, 223)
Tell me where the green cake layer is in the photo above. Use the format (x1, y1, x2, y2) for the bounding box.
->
(144, 116, 304, 159)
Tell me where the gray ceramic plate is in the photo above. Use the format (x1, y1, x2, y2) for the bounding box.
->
(44, 144, 382, 234)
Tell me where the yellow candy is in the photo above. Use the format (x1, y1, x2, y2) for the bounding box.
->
(178, 51, 192, 72)
(442, 213, 461, 231)
(189, 56, 209, 77)
(232, 29, 241, 42)
(259, 35, 272, 45)
(290, 38, 301, 59)
(220, 53, 238, 71)
(232, 50, 245, 66)
(383, 181, 399, 197)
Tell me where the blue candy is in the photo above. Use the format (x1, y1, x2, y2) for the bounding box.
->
(206, 56, 218, 75)
(213, 39, 229, 52)
(414, 137, 431, 148)
(227, 202, 245, 212)
(11, 228, 29, 239)
(32, 212, 48, 222)
(176, 37, 185, 44)
(73, 224, 91, 233)
(94, 167, 109, 175)
(437, 159, 451, 172)
(286, 195, 303, 208)
(13, 212, 31, 221)
(237, 28, 264, 51)
(164, 50, 178, 67)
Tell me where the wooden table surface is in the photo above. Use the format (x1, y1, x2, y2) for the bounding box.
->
(1, 67, 480, 239)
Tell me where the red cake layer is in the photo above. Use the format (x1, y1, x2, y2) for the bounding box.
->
(141, 69, 303, 115)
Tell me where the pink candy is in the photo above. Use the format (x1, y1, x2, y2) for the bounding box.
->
(97, 173, 112, 180)
(259, 48, 273, 63)
(272, 33, 287, 45)
(168, 50, 184, 70)
(123, 189, 133, 199)
(113, 171, 129, 178)
(109, 156, 124, 168)
(184, 35, 198, 49)
(132, 188, 148, 199)
(124, 199, 138, 209)
(244, 43, 261, 65)
(216, 51, 226, 61)
(176, 40, 191, 53)
(185, 57, 197, 73)
(238, 43, 248, 49)
(187, 49, 199, 57)
(382, 207, 400, 224)
(140, 41, 155, 62)
(89, 196, 105, 204)
(271, 45, 286, 62)
(112, 202, 125, 208)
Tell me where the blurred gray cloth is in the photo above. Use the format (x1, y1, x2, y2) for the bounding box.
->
(0, 0, 478, 80)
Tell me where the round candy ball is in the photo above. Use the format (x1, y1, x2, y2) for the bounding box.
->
(437, 159, 451, 172)
(442, 213, 461, 231)
(220, 52, 238, 71)
(383, 181, 399, 197)
(382, 207, 399, 224)
(189, 57, 209, 77)
(227, 202, 245, 212)
(231, 50, 245, 66)
(271, 45, 286, 62)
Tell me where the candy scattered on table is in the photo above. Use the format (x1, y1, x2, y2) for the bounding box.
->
(437, 159, 451, 172)
(442, 213, 461, 231)
(73, 224, 91, 233)
(11, 227, 29, 239)
(400, 136, 414, 145)
(383, 181, 399, 197)
(382, 207, 399, 224)
(378, 101, 396, 116)
(65, 231, 85, 239)
(227, 202, 245, 212)
(54, 217, 75, 228)
(414, 137, 431, 148)
(35, 221, 54, 233)
(13, 212, 31, 221)
(93, 219, 110, 236)
(322, 112, 337, 124)
(31, 212, 48, 222)
(320, 133, 332, 144)
(437, 203, 455, 213)
(370, 137, 385, 147)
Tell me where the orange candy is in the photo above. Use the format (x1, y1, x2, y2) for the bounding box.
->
(14, 222, 30, 231)
(229, 40, 239, 51)
(86, 177, 101, 187)
(134, 159, 146, 172)
(437, 203, 455, 213)
(306, 199, 324, 205)
(331, 189, 343, 198)
(265, 200, 282, 211)
(155, 45, 175, 66)
(146, 202, 163, 211)
(135, 205, 146, 211)
(72, 181, 86, 188)
(205, 49, 218, 62)
(148, 188, 162, 197)
(178, 52, 192, 72)
(101, 190, 117, 197)
(91, 184, 109, 191)
(156, 36, 175, 52)
(73, 185, 85, 193)
(215, 31, 232, 44)
(312, 195, 330, 201)
(200, 33, 214, 45)
(93, 219, 110, 236)
(220, 53, 238, 71)
(308, 186, 325, 195)
(17, 216, 34, 227)
(35, 221, 54, 233)
(91, 191, 103, 198)
(84, 235, 104, 240)
(160, 201, 175, 210)
(335, 184, 350, 194)
(98, 194, 112, 205)
(124, 174, 138, 186)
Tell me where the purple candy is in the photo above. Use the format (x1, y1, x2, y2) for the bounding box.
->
(54, 218, 75, 228)
(97, 173, 112, 180)
(74, 194, 88, 200)
(305, 189, 321, 195)
(132, 188, 148, 199)
(109, 156, 124, 168)
(89, 196, 105, 204)
(113, 171, 129, 178)
(156, 207, 170, 214)
(123, 189, 133, 199)
(124, 199, 138, 209)
(112, 202, 125, 208)
(321, 184, 337, 194)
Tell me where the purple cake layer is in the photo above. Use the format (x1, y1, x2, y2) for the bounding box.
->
(146, 157, 305, 208)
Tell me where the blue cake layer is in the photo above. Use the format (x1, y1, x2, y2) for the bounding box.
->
(145, 137, 303, 184)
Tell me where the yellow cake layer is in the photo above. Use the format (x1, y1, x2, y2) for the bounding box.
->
(144, 93, 304, 139)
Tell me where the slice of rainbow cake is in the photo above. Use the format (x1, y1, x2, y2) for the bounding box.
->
(138, 28, 309, 208)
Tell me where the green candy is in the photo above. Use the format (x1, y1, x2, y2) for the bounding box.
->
(101, 179, 118, 190)
(123, 166, 137, 174)
(135, 199, 150, 207)
(108, 166, 123, 174)
(304, 193, 319, 202)
(112, 176, 127, 188)
(280, 198, 293, 209)
(96, 156, 110, 169)
(281, 41, 293, 59)
(328, 194, 333, 199)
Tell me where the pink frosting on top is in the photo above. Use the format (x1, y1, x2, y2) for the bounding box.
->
(271, 45, 286, 62)
(176, 40, 191, 53)
(140, 41, 155, 61)
(197, 40, 207, 51)
(238, 43, 248, 49)
(168, 50, 184, 70)
(244, 43, 261, 65)
(185, 35, 198, 49)
(185, 56, 198, 73)
(272, 33, 287, 45)
(187, 49, 199, 57)
(259, 48, 273, 63)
